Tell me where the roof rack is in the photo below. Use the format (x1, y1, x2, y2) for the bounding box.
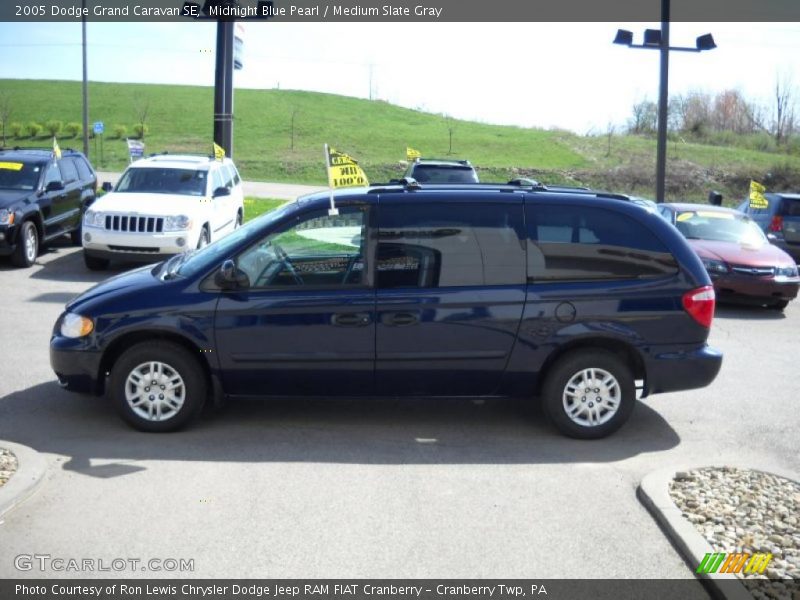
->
(145, 152, 218, 161)
(0, 146, 78, 153)
(413, 157, 472, 166)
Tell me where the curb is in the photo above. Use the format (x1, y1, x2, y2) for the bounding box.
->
(0, 441, 48, 519)
(638, 465, 800, 600)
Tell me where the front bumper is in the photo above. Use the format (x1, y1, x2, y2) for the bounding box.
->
(50, 334, 103, 394)
(711, 272, 799, 304)
(0, 224, 19, 256)
(644, 343, 723, 395)
(82, 226, 198, 262)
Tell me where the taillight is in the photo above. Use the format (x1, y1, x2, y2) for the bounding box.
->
(682, 285, 715, 328)
(769, 215, 783, 232)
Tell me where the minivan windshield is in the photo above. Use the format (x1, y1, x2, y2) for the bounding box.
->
(116, 167, 208, 196)
(173, 201, 293, 278)
(675, 210, 767, 246)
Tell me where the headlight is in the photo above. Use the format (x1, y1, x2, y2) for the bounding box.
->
(775, 264, 799, 278)
(0, 208, 15, 226)
(163, 215, 192, 231)
(701, 258, 729, 275)
(84, 210, 105, 228)
(60, 313, 94, 338)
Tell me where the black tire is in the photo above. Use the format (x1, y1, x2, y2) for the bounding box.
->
(770, 300, 789, 311)
(11, 220, 39, 268)
(83, 251, 110, 271)
(541, 349, 635, 439)
(108, 341, 206, 433)
(197, 226, 210, 249)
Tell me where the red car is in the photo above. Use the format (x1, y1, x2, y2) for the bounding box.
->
(659, 203, 800, 310)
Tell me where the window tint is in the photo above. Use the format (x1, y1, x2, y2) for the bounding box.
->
(59, 158, 79, 183)
(221, 165, 234, 188)
(526, 204, 677, 281)
(377, 202, 525, 288)
(231, 165, 241, 185)
(73, 156, 94, 181)
(780, 197, 800, 216)
(211, 168, 224, 193)
(237, 207, 366, 289)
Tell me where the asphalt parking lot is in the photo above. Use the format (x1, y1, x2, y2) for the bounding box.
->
(0, 239, 797, 582)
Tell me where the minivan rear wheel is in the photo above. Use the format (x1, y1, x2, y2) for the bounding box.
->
(109, 341, 206, 432)
(541, 349, 635, 439)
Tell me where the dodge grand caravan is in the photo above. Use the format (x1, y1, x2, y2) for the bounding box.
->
(50, 181, 723, 438)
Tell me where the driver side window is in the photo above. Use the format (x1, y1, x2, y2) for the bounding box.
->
(237, 207, 367, 289)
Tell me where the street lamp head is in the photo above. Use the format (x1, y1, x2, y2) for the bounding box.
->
(696, 33, 717, 51)
(613, 29, 633, 45)
(643, 29, 662, 46)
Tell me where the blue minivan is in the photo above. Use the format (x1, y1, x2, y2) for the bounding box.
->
(50, 182, 722, 438)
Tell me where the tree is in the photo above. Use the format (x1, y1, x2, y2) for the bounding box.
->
(772, 72, 796, 145)
(443, 114, 457, 154)
(0, 92, 11, 146)
(289, 107, 299, 150)
(134, 95, 150, 141)
(628, 99, 657, 134)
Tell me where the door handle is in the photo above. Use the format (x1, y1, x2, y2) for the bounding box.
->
(333, 312, 371, 327)
(386, 312, 419, 326)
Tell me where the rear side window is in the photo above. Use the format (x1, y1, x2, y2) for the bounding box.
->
(72, 156, 94, 181)
(780, 197, 800, 216)
(526, 204, 678, 281)
(377, 202, 525, 288)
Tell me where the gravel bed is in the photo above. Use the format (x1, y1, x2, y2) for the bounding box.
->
(0, 447, 18, 488)
(670, 467, 799, 600)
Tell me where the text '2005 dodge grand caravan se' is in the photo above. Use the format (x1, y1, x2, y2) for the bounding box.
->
(50, 181, 723, 438)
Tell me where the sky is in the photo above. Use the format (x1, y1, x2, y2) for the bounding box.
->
(1, 21, 799, 133)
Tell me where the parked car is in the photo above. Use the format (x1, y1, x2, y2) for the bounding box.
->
(658, 203, 799, 310)
(0, 147, 97, 267)
(404, 158, 479, 183)
(51, 182, 722, 438)
(81, 154, 244, 270)
(737, 192, 800, 263)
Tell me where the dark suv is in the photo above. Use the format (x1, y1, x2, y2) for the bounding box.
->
(50, 182, 722, 438)
(737, 193, 800, 263)
(404, 158, 479, 183)
(0, 147, 97, 267)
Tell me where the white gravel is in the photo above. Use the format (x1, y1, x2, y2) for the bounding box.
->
(0, 447, 17, 488)
(670, 467, 799, 599)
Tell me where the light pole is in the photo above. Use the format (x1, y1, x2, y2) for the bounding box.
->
(81, 0, 89, 157)
(614, 0, 716, 202)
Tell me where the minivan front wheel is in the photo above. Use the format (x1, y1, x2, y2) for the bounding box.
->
(109, 341, 206, 432)
(541, 349, 635, 439)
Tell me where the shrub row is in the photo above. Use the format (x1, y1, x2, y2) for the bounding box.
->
(2, 122, 148, 139)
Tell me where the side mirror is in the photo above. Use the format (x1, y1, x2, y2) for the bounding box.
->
(215, 259, 250, 290)
(101, 182, 113, 192)
(213, 186, 231, 198)
(45, 181, 64, 192)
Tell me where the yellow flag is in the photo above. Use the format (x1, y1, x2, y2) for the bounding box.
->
(213, 142, 225, 161)
(749, 180, 768, 209)
(53, 137, 62, 159)
(406, 147, 421, 161)
(326, 145, 369, 188)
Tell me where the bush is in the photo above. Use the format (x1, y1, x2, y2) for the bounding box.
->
(27, 122, 43, 137)
(9, 122, 22, 138)
(64, 122, 82, 138)
(132, 123, 149, 139)
(112, 124, 127, 139)
(44, 120, 63, 136)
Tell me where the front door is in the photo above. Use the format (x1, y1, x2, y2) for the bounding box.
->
(214, 204, 375, 397)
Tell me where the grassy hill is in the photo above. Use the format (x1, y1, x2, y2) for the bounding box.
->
(3, 78, 800, 202)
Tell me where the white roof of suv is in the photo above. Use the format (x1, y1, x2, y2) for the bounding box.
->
(129, 154, 235, 171)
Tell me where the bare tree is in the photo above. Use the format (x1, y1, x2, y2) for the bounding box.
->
(0, 92, 11, 146)
(443, 114, 457, 154)
(628, 99, 657, 134)
(605, 122, 615, 157)
(134, 95, 150, 140)
(772, 72, 796, 145)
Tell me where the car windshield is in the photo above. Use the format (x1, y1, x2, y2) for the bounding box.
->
(675, 210, 767, 246)
(0, 160, 44, 190)
(173, 201, 293, 278)
(413, 165, 478, 184)
(116, 167, 208, 196)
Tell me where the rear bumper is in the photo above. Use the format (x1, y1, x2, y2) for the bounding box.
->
(50, 335, 103, 394)
(644, 344, 722, 395)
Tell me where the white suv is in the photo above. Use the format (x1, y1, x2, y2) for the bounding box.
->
(82, 154, 245, 270)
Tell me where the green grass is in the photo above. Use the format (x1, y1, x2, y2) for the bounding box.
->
(243, 197, 286, 222)
(3, 78, 800, 203)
